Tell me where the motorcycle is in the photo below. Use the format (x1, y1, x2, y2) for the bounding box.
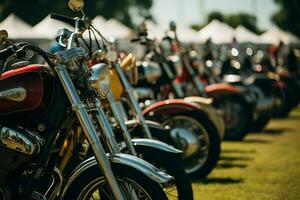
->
(131, 21, 221, 178)
(0, 1, 171, 199)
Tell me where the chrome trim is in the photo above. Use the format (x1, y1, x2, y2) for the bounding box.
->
(88, 63, 110, 99)
(0, 127, 38, 155)
(60, 154, 173, 199)
(106, 92, 137, 156)
(45, 167, 63, 200)
(0, 87, 26, 102)
(110, 153, 173, 183)
(137, 61, 162, 83)
(54, 64, 125, 200)
(132, 138, 182, 154)
(55, 47, 88, 64)
(113, 62, 153, 138)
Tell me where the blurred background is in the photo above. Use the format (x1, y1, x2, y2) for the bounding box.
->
(0, 0, 299, 49)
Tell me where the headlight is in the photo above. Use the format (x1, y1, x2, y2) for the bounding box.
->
(88, 63, 110, 98)
(137, 61, 162, 83)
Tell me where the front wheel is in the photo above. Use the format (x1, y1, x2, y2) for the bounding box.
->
(62, 162, 168, 200)
(135, 146, 194, 200)
(157, 111, 221, 178)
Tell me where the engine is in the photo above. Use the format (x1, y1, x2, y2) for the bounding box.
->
(0, 126, 42, 185)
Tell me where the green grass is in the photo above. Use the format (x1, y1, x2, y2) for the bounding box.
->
(192, 107, 300, 200)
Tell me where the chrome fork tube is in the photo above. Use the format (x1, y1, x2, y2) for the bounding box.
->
(54, 64, 125, 200)
(92, 99, 121, 153)
(106, 92, 137, 156)
(114, 62, 153, 138)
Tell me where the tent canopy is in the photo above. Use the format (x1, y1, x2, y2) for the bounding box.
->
(102, 19, 132, 39)
(197, 20, 235, 44)
(0, 14, 35, 39)
(92, 16, 107, 31)
(260, 27, 300, 45)
(234, 25, 259, 43)
(33, 15, 73, 39)
(174, 24, 199, 43)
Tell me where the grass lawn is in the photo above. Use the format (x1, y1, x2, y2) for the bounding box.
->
(193, 106, 300, 200)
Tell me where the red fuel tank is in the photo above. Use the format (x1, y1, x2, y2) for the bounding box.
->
(0, 65, 55, 118)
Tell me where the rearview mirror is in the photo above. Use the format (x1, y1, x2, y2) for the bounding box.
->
(0, 30, 8, 43)
(68, 0, 84, 11)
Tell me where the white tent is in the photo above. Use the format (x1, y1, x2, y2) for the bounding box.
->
(234, 25, 259, 43)
(197, 20, 235, 44)
(260, 26, 300, 44)
(145, 21, 164, 40)
(0, 14, 35, 39)
(174, 24, 199, 43)
(101, 19, 132, 39)
(92, 16, 107, 31)
(32, 15, 73, 39)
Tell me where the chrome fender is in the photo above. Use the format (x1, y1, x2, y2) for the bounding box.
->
(184, 96, 225, 139)
(131, 138, 182, 154)
(60, 153, 173, 199)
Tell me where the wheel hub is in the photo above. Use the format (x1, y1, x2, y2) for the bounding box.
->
(170, 127, 200, 158)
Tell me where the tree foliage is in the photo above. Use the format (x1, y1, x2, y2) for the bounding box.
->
(206, 11, 260, 34)
(226, 13, 258, 33)
(207, 11, 225, 23)
(0, 0, 153, 27)
(272, 0, 300, 37)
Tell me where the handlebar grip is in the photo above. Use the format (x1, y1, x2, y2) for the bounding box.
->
(50, 13, 77, 27)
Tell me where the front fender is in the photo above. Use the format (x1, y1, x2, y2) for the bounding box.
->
(142, 99, 202, 117)
(132, 138, 182, 154)
(60, 153, 173, 199)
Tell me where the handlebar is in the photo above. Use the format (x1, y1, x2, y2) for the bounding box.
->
(50, 13, 84, 28)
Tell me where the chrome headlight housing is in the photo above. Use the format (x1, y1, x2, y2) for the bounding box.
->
(88, 63, 110, 99)
(137, 61, 162, 83)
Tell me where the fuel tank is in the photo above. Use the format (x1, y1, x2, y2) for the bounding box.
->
(0, 65, 55, 120)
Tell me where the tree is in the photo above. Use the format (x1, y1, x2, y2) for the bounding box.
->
(0, 0, 153, 27)
(207, 11, 225, 23)
(226, 13, 259, 33)
(272, 0, 300, 37)
(203, 11, 260, 34)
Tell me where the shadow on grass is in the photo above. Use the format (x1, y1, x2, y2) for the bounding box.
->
(285, 114, 300, 120)
(261, 128, 286, 135)
(216, 162, 247, 169)
(222, 149, 256, 154)
(193, 177, 243, 184)
(243, 138, 271, 144)
(220, 156, 254, 162)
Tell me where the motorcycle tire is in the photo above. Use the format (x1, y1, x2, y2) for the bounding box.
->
(274, 85, 296, 118)
(216, 96, 253, 141)
(134, 146, 194, 200)
(251, 116, 271, 132)
(153, 110, 221, 179)
(62, 162, 168, 200)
